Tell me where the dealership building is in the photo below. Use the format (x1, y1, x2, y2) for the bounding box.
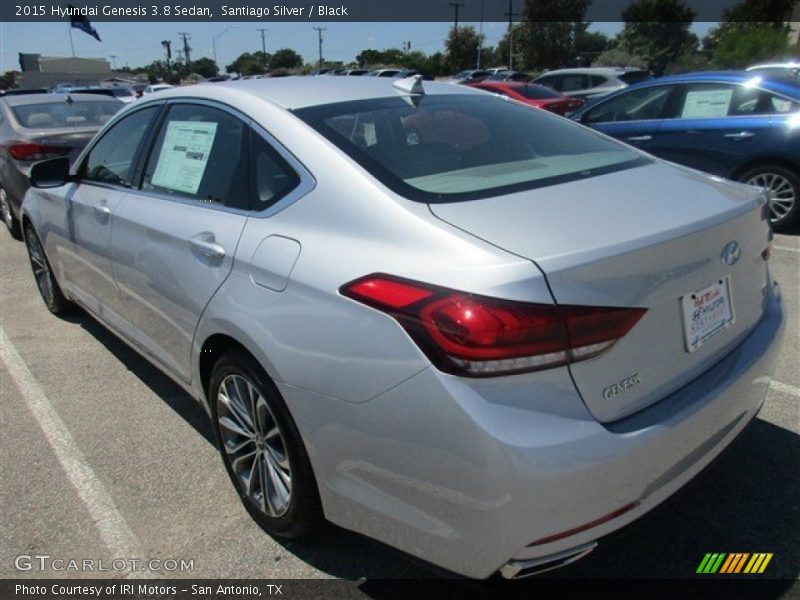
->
(18, 54, 113, 88)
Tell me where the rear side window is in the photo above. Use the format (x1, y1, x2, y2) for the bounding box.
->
(141, 104, 249, 209)
(295, 95, 647, 202)
(83, 106, 159, 187)
(249, 130, 301, 210)
(560, 75, 587, 92)
(12, 100, 121, 129)
(589, 75, 608, 87)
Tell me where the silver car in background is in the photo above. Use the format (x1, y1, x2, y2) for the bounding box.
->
(21, 77, 784, 579)
(0, 93, 122, 238)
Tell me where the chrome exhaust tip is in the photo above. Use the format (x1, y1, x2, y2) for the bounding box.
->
(499, 541, 598, 579)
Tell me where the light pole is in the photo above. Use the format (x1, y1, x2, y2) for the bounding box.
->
(110, 54, 117, 70)
(212, 25, 238, 71)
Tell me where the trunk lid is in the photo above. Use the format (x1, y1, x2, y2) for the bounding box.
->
(429, 162, 770, 422)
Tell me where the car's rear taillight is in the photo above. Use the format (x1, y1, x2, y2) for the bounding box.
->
(342, 274, 646, 376)
(3, 141, 71, 161)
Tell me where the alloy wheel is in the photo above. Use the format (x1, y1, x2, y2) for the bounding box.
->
(746, 171, 796, 224)
(216, 374, 292, 517)
(25, 228, 55, 306)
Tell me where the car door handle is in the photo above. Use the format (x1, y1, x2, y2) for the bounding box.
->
(93, 202, 111, 218)
(189, 234, 226, 259)
(626, 135, 652, 141)
(723, 131, 755, 140)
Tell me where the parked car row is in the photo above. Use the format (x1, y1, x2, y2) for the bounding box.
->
(0, 93, 124, 238)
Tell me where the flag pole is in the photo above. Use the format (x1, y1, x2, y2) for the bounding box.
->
(68, 23, 75, 56)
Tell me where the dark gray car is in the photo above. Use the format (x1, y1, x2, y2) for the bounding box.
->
(0, 93, 122, 238)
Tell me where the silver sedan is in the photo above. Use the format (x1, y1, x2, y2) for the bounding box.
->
(21, 77, 784, 579)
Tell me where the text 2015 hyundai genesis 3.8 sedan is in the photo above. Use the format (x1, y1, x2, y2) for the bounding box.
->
(21, 77, 784, 579)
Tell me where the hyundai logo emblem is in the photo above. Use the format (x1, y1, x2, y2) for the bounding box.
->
(721, 241, 741, 266)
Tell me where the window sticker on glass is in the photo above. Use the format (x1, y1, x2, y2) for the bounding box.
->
(681, 89, 733, 118)
(150, 121, 218, 195)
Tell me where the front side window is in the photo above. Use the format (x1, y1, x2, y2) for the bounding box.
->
(584, 85, 675, 124)
(83, 106, 159, 186)
(295, 94, 648, 202)
(535, 75, 560, 90)
(141, 104, 248, 209)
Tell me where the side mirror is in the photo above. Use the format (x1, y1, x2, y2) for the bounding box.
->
(30, 156, 72, 188)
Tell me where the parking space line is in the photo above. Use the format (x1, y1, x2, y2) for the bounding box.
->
(773, 245, 800, 253)
(770, 380, 800, 398)
(0, 327, 145, 573)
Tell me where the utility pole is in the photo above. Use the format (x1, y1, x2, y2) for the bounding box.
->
(110, 54, 117, 70)
(257, 28, 269, 68)
(178, 32, 192, 69)
(313, 27, 326, 69)
(448, 2, 464, 34)
(161, 40, 172, 69)
(477, 0, 485, 69)
(504, 0, 518, 71)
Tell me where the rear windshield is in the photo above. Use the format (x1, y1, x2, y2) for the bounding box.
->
(12, 100, 121, 129)
(294, 94, 648, 202)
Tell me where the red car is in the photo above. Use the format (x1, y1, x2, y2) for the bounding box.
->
(467, 81, 584, 116)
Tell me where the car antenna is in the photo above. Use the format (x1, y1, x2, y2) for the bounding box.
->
(393, 74, 424, 106)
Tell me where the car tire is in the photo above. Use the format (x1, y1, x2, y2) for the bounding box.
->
(0, 185, 22, 240)
(740, 164, 800, 231)
(209, 350, 323, 539)
(24, 223, 70, 315)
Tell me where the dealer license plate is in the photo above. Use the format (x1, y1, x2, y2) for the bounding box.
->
(681, 277, 735, 352)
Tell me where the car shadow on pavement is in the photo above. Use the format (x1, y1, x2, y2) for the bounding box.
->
(71, 310, 798, 588)
(73, 313, 216, 446)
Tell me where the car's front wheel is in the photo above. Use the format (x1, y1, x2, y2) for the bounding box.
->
(209, 350, 323, 538)
(1, 186, 22, 240)
(24, 223, 70, 314)
(741, 164, 800, 231)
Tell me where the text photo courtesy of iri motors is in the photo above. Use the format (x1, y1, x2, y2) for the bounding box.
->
(0, 1, 798, 599)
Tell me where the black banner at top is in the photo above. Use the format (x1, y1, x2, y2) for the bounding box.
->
(0, 0, 795, 22)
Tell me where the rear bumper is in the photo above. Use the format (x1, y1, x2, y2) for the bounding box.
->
(280, 280, 784, 579)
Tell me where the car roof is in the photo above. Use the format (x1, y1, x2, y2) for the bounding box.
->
(538, 67, 642, 76)
(0, 92, 123, 107)
(154, 76, 482, 110)
(632, 71, 800, 99)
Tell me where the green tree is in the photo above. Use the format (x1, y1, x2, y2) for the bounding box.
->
(0, 70, 19, 90)
(703, 0, 795, 52)
(495, 23, 526, 69)
(270, 48, 303, 70)
(592, 48, 648, 69)
(225, 52, 270, 75)
(445, 25, 484, 72)
(619, 0, 697, 75)
(356, 49, 383, 66)
(712, 24, 791, 68)
(192, 57, 218, 78)
(521, 0, 590, 69)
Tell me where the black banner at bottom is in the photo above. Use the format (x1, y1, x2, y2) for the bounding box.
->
(2, 579, 799, 600)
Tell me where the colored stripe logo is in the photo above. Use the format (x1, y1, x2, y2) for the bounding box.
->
(697, 553, 773, 574)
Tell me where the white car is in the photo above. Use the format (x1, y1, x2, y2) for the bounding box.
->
(143, 83, 174, 95)
(534, 67, 650, 99)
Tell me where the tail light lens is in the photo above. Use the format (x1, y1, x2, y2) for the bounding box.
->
(342, 274, 646, 377)
(2, 141, 71, 161)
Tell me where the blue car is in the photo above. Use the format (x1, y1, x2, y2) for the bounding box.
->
(571, 71, 800, 230)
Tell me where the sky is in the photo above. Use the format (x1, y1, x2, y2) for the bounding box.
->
(0, 21, 716, 73)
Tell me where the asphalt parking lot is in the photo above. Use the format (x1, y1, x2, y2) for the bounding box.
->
(0, 224, 797, 590)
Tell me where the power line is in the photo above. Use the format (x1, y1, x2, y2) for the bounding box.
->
(504, 0, 518, 70)
(448, 2, 464, 34)
(313, 26, 326, 69)
(178, 32, 192, 68)
(257, 28, 269, 69)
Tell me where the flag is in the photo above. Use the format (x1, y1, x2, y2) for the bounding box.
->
(69, 6, 101, 42)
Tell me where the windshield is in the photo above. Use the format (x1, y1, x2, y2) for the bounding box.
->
(12, 100, 121, 129)
(294, 94, 648, 202)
